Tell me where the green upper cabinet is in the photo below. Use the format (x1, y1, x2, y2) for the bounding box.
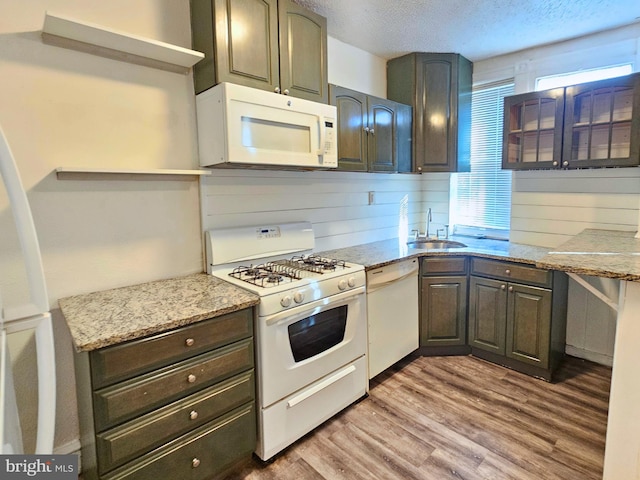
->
(387, 53, 473, 173)
(191, 0, 328, 103)
(502, 88, 565, 169)
(329, 84, 412, 173)
(503, 72, 640, 170)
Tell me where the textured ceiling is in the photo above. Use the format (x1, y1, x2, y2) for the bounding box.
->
(293, 0, 640, 61)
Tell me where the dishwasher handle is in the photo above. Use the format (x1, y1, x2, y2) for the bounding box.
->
(366, 261, 418, 293)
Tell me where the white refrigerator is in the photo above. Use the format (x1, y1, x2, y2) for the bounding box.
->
(0, 125, 56, 454)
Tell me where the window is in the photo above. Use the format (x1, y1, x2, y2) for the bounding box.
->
(450, 80, 515, 239)
(536, 64, 633, 90)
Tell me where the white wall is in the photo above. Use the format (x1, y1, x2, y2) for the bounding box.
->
(473, 23, 640, 366)
(0, 0, 203, 454)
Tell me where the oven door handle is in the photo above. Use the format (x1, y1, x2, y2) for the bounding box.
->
(264, 286, 365, 326)
(287, 363, 357, 408)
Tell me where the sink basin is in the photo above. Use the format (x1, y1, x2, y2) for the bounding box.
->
(407, 239, 467, 249)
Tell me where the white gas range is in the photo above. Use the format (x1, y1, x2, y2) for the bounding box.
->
(205, 222, 368, 460)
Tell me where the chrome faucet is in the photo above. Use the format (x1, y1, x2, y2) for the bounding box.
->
(425, 208, 432, 238)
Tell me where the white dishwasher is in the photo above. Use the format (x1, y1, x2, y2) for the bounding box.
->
(366, 258, 419, 379)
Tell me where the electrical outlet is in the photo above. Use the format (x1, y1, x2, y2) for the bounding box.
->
(368, 191, 375, 205)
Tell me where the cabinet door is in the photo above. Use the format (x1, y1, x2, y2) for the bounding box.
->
(505, 283, 552, 369)
(278, 0, 328, 103)
(330, 85, 368, 172)
(194, 0, 280, 95)
(468, 276, 507, 355)
(420, 276, 468, 347)
(563, 73, 640, 168)
(502, 88, 565, 170)
(367, 97, 397, 172)
(396, 102, 413, 173)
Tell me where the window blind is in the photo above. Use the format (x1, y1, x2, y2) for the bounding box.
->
(450, 79, 514, 237)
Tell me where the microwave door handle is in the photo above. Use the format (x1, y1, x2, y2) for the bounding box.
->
(317, 114, 325, 156)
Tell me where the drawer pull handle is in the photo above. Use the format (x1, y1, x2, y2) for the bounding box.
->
(192, 458, 201, 468)
(505, 269, 511, 275)
(189, 410, 198, 420)
(185, 338, 195, 347)
(187, 374, 196, 383)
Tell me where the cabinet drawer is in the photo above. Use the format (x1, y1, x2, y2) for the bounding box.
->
(103, 403, 256, 480)
(471, 258, 551, 287)
(93, 338, 254, 431)
(91, 309, 253, 389)
(96, 370, 255, 474)
(421, 256, 467, 275)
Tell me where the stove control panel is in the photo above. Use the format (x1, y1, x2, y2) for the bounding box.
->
(256, 226, 281, 239)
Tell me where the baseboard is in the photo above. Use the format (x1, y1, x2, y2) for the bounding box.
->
(565, 345, 613, 367)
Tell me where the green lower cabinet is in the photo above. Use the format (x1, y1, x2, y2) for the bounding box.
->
(103, 404, 256, 480)
(419, 256, 470, 355)
(468, 258, 567, 381)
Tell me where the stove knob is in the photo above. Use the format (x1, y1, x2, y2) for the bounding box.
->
(338, 279, 347, 291)
(280, 295, 292, 308)
(348, 277, 356, 288)
(293, 291, 305, 303)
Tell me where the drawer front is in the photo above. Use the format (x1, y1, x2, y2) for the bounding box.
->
(91, 309, 253, 389)
(94, 338, 254, 431)
(470, 258, 551, 287)
(96, 370, 255, 474)
(421, 256, 467, 275)
(103, 403, 256, 480)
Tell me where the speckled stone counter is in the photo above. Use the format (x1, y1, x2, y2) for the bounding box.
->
(538, 229, 640, 281)
(59, 273, 260, 352)
(318, 235, 551, 269)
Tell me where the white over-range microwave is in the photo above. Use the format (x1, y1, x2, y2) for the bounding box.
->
(196, 82, 337, 169)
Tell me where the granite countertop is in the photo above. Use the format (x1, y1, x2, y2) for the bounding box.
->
(538, 229, 640, 281)
(59, 273, 260, 352)
(318, 235, 551, 269)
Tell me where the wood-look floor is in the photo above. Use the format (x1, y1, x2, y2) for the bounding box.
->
(226, 355, 611, 480)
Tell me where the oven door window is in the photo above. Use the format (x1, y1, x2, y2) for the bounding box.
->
(287, 305, 348, 362)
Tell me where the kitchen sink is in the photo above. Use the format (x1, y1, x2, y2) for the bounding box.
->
(406, 239, 467, 249)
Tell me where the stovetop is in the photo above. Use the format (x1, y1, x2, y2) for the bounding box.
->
(228, 255, 350, 289)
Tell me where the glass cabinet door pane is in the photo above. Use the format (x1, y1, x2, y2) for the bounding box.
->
(612, 89, 633, 121)
(592, 90, 612, 123)
(523, 133, 537, 162)
(507, 133, 521, 163)
(571, 127, 589, 160)
(523, 102, 539, 130)
(611, 123, 631, 158)
(539, 100, 556, 129)
(590, 125, 610, 159)
(574, 93, 592, 124)
(509, 104, 523, 131)
(538, 131, 554, 162)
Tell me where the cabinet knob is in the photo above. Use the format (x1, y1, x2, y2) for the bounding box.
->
(417, 166, 423, 172)
(185, 338, 195, 347)
(187, 374, 196, 383)
(369, 128, 374, 135)
(508, 286, 514, 292)
(501, 284, 506, 290)
(192, 458, 201, 468)
(505, 269, 511, 275)
(189, 410, 198, 420)
(552, 161, 559, 166)
(274, 86, 281, 94)
(283, 89, 290, 95)
(364, 127, 370, 133)
(563, 161, 569, 167)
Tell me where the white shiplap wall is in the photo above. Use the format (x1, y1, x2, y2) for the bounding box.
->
(510, 167, 640, 365)
(200, 170, 449, 254)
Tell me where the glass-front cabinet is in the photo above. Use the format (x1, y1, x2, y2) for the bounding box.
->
(502, 88, 564, 169)
(502, 72, 640, 170)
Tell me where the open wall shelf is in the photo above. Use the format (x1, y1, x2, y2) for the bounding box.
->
(41, 12, 204, 74)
